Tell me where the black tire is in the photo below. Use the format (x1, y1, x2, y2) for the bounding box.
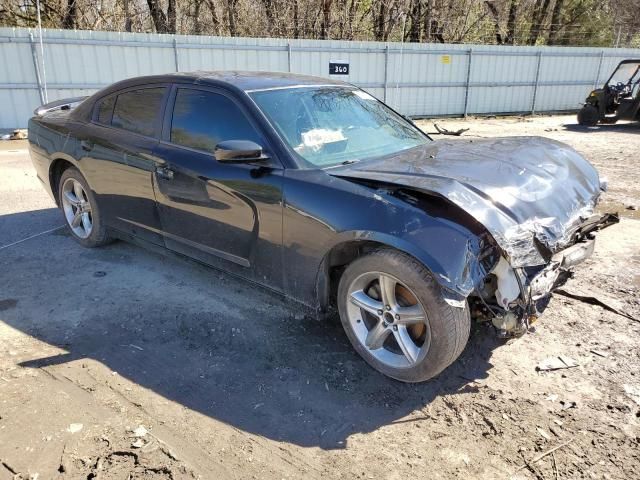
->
(337, 248, 470, 383)
(58, 167, 111, 248)
(577, 105, 600, 126)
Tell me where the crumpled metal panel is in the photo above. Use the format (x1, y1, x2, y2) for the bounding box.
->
(331, 137, 602, 268)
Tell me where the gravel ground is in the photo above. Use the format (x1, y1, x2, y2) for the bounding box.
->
(0, 115, 639, 480)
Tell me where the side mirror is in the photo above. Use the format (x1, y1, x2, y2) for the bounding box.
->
(214, 140, 268, 163)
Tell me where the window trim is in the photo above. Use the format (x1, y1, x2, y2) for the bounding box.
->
(93, 93, 116, 126)
(90, 83, 171, 140)
(161, 84, 281, 167)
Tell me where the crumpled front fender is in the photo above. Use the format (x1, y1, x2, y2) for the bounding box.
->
(326, 222, 497, 302)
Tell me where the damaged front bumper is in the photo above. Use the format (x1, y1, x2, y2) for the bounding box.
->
(479, 212, 619, 338)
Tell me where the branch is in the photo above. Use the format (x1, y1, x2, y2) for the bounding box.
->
(513, 439, 574, 473)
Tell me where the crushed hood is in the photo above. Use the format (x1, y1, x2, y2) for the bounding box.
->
(330, 137, 603, 267)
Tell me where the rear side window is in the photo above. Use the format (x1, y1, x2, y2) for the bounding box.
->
(111, 87, 166, 137)
(96, 95, 115, 125)
(170, 88, 261, 153)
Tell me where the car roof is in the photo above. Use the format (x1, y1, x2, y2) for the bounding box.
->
(108, 71, 350, 92)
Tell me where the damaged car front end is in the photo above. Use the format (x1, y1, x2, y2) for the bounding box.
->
(475, 211, 618, 337)
(331, 136, 619, 338)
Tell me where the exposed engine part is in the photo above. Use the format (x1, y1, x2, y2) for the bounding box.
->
(529, 265, 561, 301)
(492, 257, 521, 309)
(492, 311, 518, 332)
(471, 231, 614, 340)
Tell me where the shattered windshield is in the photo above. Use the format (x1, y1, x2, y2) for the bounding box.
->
(250, 86, 429, 168)
(608, 61, 640, 85)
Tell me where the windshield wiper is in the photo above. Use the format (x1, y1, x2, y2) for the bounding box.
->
(322, 159, 360, 170)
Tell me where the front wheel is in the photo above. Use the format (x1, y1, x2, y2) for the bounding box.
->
(577, 105, 600, 126)
(337, 248, 470, 383)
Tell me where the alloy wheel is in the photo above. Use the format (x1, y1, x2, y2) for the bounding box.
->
(345, 271, 431, 369)
(61, 177, 93, 239)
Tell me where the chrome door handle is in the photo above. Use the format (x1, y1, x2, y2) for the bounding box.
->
(155, 166, 174, 180)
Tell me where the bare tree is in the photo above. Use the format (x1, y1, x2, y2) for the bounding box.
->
(408, 0, 422, 42)
(484, 1, 505, 43)
(146, 0, 176, 33)
(504, 0, 517, 44)
(0, 0, 636, 47)
(226, 0, 237, 35)
(527, 0, 552, 44)
(61, 0, 77, 28)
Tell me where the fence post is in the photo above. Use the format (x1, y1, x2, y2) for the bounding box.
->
(531, 50, 543, 115)
(287, 42, 292, 72)
(463, 49, 473, 117)
(29, 33, 46, 105)
(173, 37, 179, 72)
(383, 45, 389, 103)
(593, 50, 604, 89)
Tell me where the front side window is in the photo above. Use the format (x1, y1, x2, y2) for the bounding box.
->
(111, 87, 166, 137)
(250, 87, 429, 168)
(170, 88, 262, 153)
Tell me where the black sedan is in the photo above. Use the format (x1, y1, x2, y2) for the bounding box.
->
(28, 72, 616, 382)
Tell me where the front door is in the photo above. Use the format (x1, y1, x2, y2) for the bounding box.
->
(152, 86, 284, 290)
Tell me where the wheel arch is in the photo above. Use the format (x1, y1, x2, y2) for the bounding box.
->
(48, 155, 81, 206)
(313, 231, 474, 318)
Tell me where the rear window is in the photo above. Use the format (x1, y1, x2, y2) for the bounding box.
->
(111, 88, 166, 137)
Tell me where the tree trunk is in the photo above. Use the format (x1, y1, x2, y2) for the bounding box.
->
(293, 0, 299, 38)
(423, 0, 433, 41)
(167, 0, 176, 33)
(146, 0, 168, 33)
(320, 0, 332, 39)
(548, 0, 565, 45)
(373, 1, 387, 41)
(193, 0, 202, 34)
(346, 0, 357, 40)
(262, 0, 278, 35)
(61, 0, 77, 29)
(205, 0, 220, 35)
(123, 0, 132, 32)
(483, 1, 503, 44)
(408, 0, 422, 42)
(226, 0, 237, 36)
(527, 0, 552, 45)
(505, 0, 517, 45)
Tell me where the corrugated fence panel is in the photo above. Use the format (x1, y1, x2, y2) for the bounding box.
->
(388, 86, 467, 116)
(385, 49, 467, 115)
(468, 51, 537, 113)
(2, 27, 640, 128)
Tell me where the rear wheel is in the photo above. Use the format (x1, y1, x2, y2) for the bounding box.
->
(577, 105, 600, 126)
(58, 167, 110, 247)
(337, 248, 470, 383)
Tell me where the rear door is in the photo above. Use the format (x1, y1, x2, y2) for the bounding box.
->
(74, 85, 169, 244)
(152, 85, 284, 289)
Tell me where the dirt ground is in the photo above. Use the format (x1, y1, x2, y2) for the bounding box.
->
(0, 115, 638, 480)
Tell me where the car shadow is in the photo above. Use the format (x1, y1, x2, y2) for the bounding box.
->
(562, 122, 640, 133)
(0, 208, 502, 450)
(0, 207, 62, 247)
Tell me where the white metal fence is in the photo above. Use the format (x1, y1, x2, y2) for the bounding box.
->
(1, 27, 640, 128)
